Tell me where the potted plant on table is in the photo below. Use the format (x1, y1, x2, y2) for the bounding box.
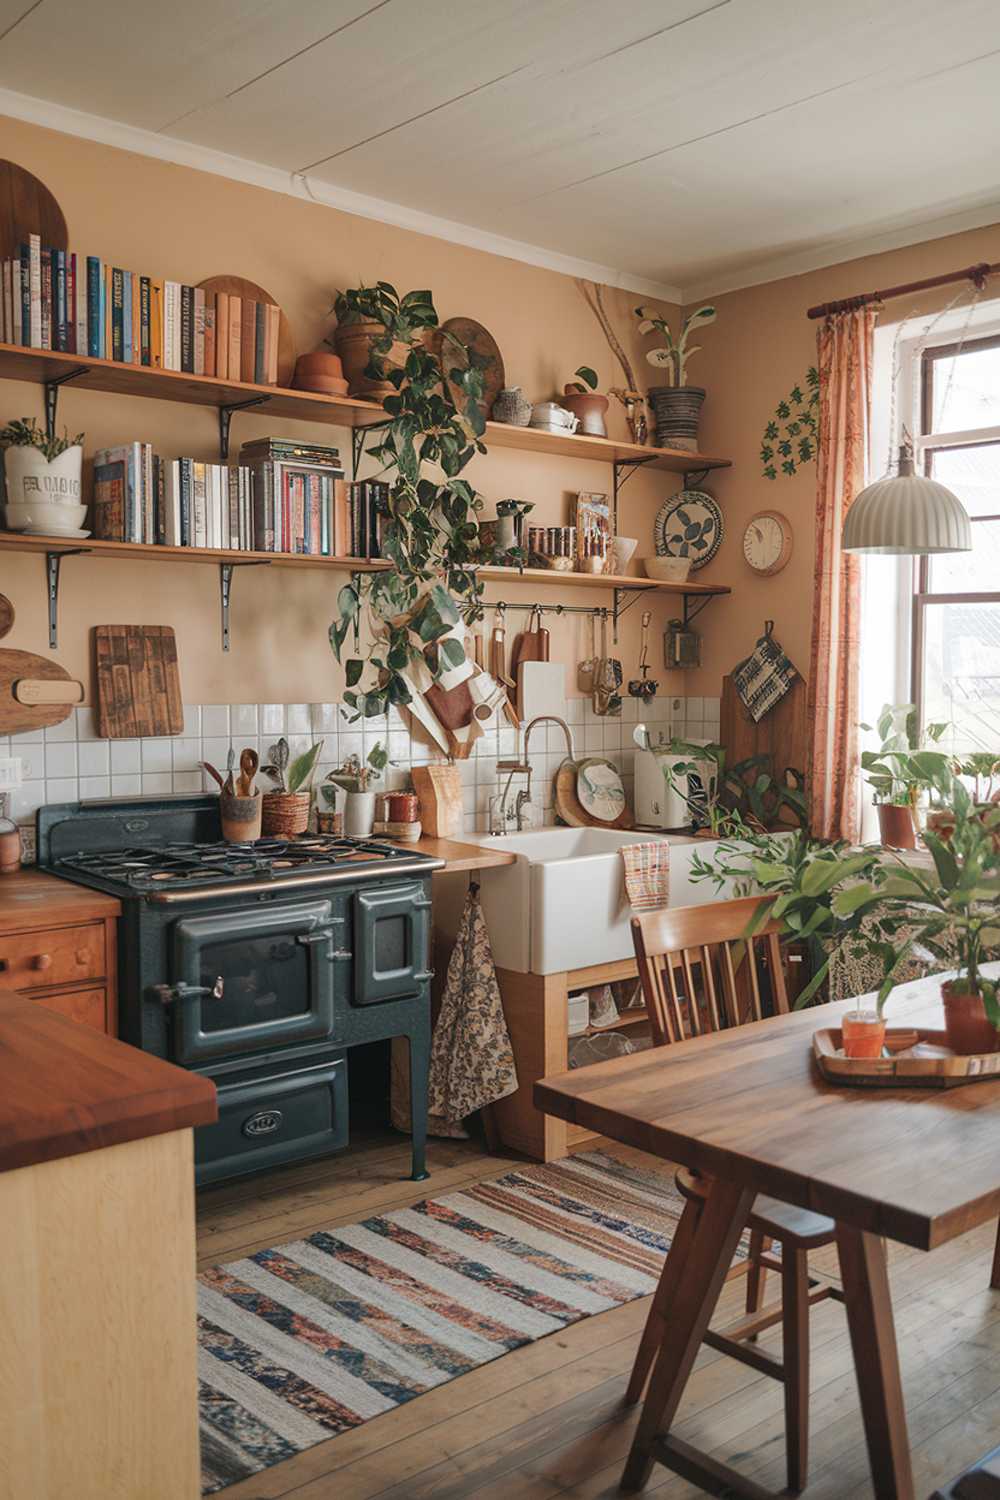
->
(560, 366, 609, 437)
(261, 737, 324, 835)
(860, 703, 952, 849)
(0, 416, 85, 532)
(323, 742, 389, 837)
(634, 304, 717, 451)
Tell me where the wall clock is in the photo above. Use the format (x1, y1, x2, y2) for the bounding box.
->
(653, 489, 723, 571)
(742, 510, 793, 575)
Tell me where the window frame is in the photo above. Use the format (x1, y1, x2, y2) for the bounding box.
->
(910, 333, 1000, 732)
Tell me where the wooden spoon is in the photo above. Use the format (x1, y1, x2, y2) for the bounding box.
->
(238, 748, 259, 797)
(200, 761, 225, 789)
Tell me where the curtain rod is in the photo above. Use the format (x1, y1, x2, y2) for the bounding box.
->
(806, 261, 997, 320)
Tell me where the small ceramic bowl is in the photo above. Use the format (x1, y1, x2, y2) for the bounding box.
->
(643, 555, 692, 583)
(611, 537, 638, 572)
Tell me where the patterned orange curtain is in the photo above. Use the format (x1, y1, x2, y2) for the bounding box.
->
(807, 305, 877, 842)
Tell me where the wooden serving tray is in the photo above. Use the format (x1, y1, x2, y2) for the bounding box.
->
(813, 1027, 1000, 1088)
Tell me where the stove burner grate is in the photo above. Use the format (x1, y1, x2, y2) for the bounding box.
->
(55, 834, 412, 891)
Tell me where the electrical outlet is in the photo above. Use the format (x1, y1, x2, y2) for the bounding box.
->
(0, 757, 23, 788)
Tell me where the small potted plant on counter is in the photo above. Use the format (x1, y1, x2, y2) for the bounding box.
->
(323, 742, 389, 837)
(860, 703, 951, 849)
(635, 304, 717, 451)
(560, 366, 609, 437)
(261, 737, 324, 835)
(1, 416, 86, 534)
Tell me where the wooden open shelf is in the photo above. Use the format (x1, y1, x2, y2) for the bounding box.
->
(0, 341, 731, 476)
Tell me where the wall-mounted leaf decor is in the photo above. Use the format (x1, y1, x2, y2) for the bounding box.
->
(760, 366, 819, 479)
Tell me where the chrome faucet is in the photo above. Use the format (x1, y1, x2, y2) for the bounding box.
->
(493, 715, 575, 832)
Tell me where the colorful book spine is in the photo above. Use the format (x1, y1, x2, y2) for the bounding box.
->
(163, 281, 181, 371)
(28, 235, 41, 347)
(254, 301, 266, 384)
(39, 247, 51, 349)
(131, 273, 141, 364)
(86, 257, 101, 356)
(121, 270, 133, 363)
(215, 293, 229, 381)
(240, 299, 255, 383)
(111, 268, 124, 362)
(150, 279, 163, 368)
(203, 295, 216, 379)
(140, 276, 151, 366)
(52, 249, 67, 352)
(193, 287, 206, 376)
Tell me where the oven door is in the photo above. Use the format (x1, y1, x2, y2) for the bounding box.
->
(167, 900, 342, 1066)
(353, 881, 432, 1007)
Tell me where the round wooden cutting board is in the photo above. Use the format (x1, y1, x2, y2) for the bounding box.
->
(197, 274, 295, 387)
(435, 317, 505, 420)
(0, 161, 68, 262)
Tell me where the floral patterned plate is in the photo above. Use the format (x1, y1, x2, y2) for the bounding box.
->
(653, 488, 723, 571)
(576, 756, 627, 822)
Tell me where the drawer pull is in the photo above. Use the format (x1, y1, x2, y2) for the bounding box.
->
(75, 948, 89, 964)
(31, 953, 53, 971)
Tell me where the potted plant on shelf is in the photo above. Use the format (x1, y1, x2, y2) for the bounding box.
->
(634, 304, 717, 451)
(323, 743, 389, 837)
(329, 284, 488, 723)
(0, 417, 85, 532)
(860, 703, 952, 849)
(560, 366, 609, 437)
(330, 283, 412, 399)
(260, 737, 324, 835)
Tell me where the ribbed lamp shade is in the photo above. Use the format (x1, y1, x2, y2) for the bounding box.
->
(842, 444, 972, 555)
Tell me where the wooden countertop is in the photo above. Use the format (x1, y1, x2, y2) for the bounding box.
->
(0, 987, 217, 1175)
(0, 867, 120, 929)
(386, 835, 517, 873)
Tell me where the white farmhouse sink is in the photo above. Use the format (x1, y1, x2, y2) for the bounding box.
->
(466, 827, 711, 975)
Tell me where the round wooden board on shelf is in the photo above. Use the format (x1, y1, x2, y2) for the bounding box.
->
(435, 317, 505, 419)
(196, 274, 295, 387)
(0, 595, 13, 639)
(0, 161, 68, 261)
(554, 757, 633, 830)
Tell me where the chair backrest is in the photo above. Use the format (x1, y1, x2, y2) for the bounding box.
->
(630, 895, 788, 1047)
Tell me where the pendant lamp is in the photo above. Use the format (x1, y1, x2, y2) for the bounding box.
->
(842, 439, 972, 555)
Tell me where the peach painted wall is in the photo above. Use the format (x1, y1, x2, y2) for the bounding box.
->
(689, 221, 1000, 693)
(0, 113, 683, 706)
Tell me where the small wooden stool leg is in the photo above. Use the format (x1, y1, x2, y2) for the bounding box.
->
(626, 1192, 702, 1406)
(622, 1179, 755, 1492)
(991, 1221, 1000, 1291)
(782, 1246, 810, 1492)
(744, 1228, 770, 1339)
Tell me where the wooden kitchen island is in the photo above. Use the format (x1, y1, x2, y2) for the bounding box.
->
(0, 988, 217, 1500)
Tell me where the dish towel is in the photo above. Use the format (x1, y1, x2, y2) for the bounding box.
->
(621, 841, 670, 911)
(733, 620, 799, 723)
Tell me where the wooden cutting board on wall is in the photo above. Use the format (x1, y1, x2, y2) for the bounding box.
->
(720, 673, 808, 823)
(94, 626, 183, 739)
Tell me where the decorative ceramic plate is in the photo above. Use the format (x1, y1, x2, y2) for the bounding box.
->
(436, 317, 505, 421)
(654, 489, 723, 571)
(576, 756, 626, 822)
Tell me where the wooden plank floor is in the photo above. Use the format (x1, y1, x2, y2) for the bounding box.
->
(196, 1132, 1000, 1500)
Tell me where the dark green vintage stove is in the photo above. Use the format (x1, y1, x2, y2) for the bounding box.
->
(38, 796, 444, 1185)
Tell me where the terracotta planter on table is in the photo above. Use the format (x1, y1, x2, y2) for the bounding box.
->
(942, 981, 1000, 1056)
(877, 803, 916, 850)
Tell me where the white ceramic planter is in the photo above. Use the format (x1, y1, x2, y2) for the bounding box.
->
(343, 791, 376, 837)
(2, 445, 83, 507)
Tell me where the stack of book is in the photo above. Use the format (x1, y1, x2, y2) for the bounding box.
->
(239, 438, 347, 555)
(92, 445, 254, 548)
(1, 235, 281, 382)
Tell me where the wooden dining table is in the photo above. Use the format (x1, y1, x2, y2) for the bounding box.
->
(535, 971, 1000, 1499)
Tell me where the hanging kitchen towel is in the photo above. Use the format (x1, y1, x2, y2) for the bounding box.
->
(620, 840, 670, 910)
(426, 884, 518, 1133)
(733, 621, 799, 723)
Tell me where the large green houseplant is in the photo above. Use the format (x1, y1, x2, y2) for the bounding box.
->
(329, 284, 488, 720)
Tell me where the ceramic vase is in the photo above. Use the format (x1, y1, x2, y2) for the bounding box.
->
(343, 791, 376, 837)
(647, 386, 705, 451)
(491, 386, 533, 426)
(2, 444, 83, 507)
(561, 389, 609, 437)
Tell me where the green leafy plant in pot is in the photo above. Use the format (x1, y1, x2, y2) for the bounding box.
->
(329, 284, 489, 723)
(660, 736, 808, 836)
(322, 742, 389, 837)
(0, 416, 86, 529)
(560, 365, 609, 437)
(330, 283, 413, 399)
(261, 737, 324, 835)
(635, 304, 716, 452)
(860, 702, 951, 849)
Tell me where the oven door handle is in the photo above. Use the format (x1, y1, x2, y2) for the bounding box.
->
(153, 976, 224, 1006)
(296, 929, 352, 962)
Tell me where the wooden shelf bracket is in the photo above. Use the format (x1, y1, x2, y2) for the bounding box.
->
(218, 558, 271, 652)
(44, 366, 88, 441)
(46, 547, 90, 648)
(218, 395, 270, 461)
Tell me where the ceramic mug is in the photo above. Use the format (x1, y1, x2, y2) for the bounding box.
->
(529, 401, 579, 433)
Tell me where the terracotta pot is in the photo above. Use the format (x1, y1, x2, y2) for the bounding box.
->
(561, 388, 609, 437)
(291, 350, 349, 395)
(942, 980, 1000, 1056)
(332, 320, 405, 398)
(877, 802, 916, 850)
(261, 791, 311, 836)
(647, 386, 705, 451)
(841, 1011, 887, 1059)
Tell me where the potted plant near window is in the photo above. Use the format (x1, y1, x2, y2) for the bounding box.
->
(860, 703, 952, 849)
(261, 737, 324, 835)
(560, 366, 609, 437)
(635, 304, 716, 451)
(1, 417, 85, 533)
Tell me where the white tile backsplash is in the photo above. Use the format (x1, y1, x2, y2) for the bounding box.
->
(5, 694, 710, 853)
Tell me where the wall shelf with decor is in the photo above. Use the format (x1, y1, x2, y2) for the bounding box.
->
(0, 530, 731, 652)
(0, 341, 732, 476)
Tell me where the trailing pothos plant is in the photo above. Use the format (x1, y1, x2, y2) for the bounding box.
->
(328, 285, 488, 719)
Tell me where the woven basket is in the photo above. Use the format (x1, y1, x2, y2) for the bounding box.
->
(261, 791, 311, 836)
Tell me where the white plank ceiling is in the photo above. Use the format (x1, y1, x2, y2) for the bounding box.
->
(2, 0, 999, 296)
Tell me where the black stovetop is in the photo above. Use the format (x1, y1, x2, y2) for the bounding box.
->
(37, 796, 440, 899)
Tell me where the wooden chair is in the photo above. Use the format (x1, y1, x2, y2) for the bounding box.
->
(627, 896, 844, 1493)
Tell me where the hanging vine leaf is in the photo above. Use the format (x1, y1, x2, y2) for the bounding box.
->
(760, 367, 819, 479)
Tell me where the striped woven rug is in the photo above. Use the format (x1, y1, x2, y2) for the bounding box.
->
(197, 1149, 693, 1494)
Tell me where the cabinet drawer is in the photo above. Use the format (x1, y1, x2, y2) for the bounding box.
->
(0, 922, 105, 991)
(195, 1057, 348, 1186)
(32, 986, 108, 1032)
